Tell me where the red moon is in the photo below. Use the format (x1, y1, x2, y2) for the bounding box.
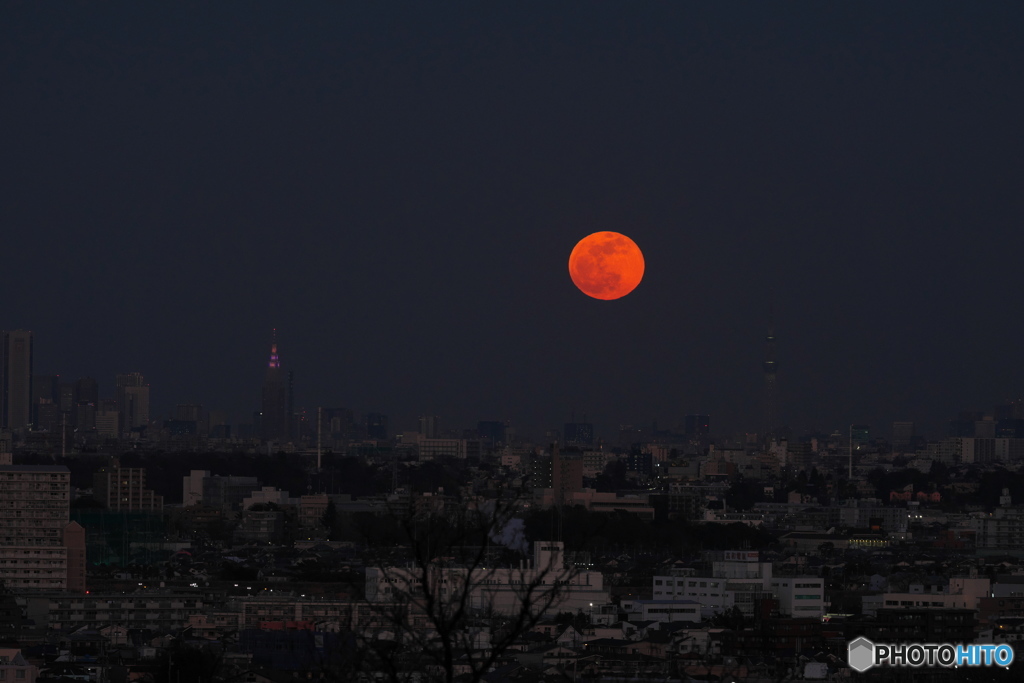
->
(568, 231, 645, 300)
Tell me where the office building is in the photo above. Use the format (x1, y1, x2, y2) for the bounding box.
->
(116, 372, 150, 435)
(477, 420, 506, 448)
(563, 421, 594, 447)
(1, 330, 33, 432)
(684, 414, 710, 438)
(763, 319, 778, 437)
(365, 412, 389, 440)
(75, 377, 98, 432)
(57, 381, 77, 416)
(418, 415, 440, 438)
(75, 376, 98, 404)
(95, 399, 120, 438)
(30, 374, 58, 427)
(892, 421, 915, 448)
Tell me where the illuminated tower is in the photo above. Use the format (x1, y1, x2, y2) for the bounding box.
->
(261, 330, 289, 442)
(763, 314, 777, 440)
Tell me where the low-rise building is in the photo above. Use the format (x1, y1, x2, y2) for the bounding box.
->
(769, 577, 826, 618)
(566, 490, 655, 520)
(366, 541, 608, 617)
(620, 598, 701, 623)
(0, 649, 38, 683)
(43, 591, 205, 632)
(862, 577, 990, 616)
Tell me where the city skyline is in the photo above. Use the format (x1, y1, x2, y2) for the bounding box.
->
(3, 3, 1024, 439)
(5, 324, 1024, 444)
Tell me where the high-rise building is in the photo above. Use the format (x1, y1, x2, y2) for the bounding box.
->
(418, 415, 440, 438)
(287, 370, 296, 440)
(477, 420, 506, 449)
(892, 421, 915, 448)
(75, 377, 98, 431)
(176, 403, 203, 422)
(76, 377, 98, 404)
(0, 465, 71, 590)
(31, 374, 58, 426)
(0, 432, 12, 464)
(95, 398, 120, 438)
(260, 331, 289, 442)
(57, 380, 79, 431)
(36, 401, 61, 432)
(1, 330, 33, 431)
(763, 316, 778, 439)
(851, 424, 871, 451)
(64, 520, 86, 593)
(116, 373, 150, 435)
(365, 413, 389, 440)
(531, 443, 583, 507)
(684, 414, 710, 438)
(564, 422, 594, 447)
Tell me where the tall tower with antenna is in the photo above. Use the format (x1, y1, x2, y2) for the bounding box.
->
(261, 329, 289, 443)
(763, 309, 778, 441)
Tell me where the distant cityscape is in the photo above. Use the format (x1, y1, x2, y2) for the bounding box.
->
(6, 326, 1023, 454)
(3, 326, 1024, 681)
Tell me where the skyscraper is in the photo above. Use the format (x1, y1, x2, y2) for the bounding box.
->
(763, 315, 777, 439)
(419, 415, 440, 438)
(31, 374, 58, 427)
(1, 330, 33, 431)
(564, 421, 594, 447)
(75, 376, 99, 432)
(477, 420, 506, 449)
(684, 414, 710, 439)
(115, 372, 150, 435)
(365, 412, 389, 440)
(261, 330, 289, 442)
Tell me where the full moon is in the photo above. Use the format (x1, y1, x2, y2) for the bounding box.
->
(568, 231, 645, 300)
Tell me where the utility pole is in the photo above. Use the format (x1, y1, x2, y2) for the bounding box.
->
(849, 424, 854, 480)
(317, 407, 322, 471)
(61, 412, 66, 458)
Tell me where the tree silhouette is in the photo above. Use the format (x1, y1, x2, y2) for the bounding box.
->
(319, 485, 581, 682)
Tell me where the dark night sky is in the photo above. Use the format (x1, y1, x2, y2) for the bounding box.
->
(3, 3, 1024, 440)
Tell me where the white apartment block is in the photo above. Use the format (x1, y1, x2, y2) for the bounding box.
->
(770, 578, 826, 617)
